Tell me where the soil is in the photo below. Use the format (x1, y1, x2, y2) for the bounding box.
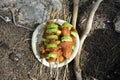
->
(0, 0, 120, 80)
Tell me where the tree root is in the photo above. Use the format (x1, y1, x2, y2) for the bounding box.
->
(72, 0, 103, 80)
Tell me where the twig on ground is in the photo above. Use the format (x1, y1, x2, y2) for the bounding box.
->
(31, 77, 37, 80)
(0, 8, 9, 11)
(9, 8, 33, 31)
(47, 11, 50, 20)
(92, 77, 98, 80)
(51, 9, 56, 20)
(63, 64, 68, 80)
(0, 16, 11, 22)
(67, 15, 72, 23)
(55, 62, 59, 80)
(81, 18, 87, 24)
(73, 0, 103, 80)
(24, 38, 31, 42)
(39, 64, 43, 76)
(63, 8, 67, 20)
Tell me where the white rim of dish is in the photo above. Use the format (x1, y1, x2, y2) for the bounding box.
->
(32, 19, 80, 68)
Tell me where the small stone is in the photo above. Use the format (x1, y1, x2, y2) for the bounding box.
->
(0, 54, 3, 59)
(114, 9, 120, 33)
(114, 0, 120, 10)
(15, 53, 22, 58)
(28, 71, 30, 74)
(9, 52, 22, 61)
(0, 41, 9, 49)
(104, 20, 115, 30)
(106, 75, 111, 79)
(115, 20, 120, 33)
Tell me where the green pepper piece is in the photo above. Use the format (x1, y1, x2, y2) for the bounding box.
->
(46, 35, 58, 39)
(46, 43, 57, 48)
(41, 38, 46, 42)
(56, 30, 61, 35)
(44, 42, 47, 46)
(72, 46, 75, 51)
(61, 36, 72, 42)
(46, 29, 58, 33)
(71, 31, 78, 37)
(46, 53, 57, 59)
(47, 23, 58, 29)
(62, 22, 72, 30)
(56, 40, 60, 45)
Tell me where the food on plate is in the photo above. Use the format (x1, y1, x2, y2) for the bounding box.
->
(39, 20, 78, 63)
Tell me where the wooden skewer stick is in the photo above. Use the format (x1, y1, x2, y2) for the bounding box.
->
(72, 0, 103, 80)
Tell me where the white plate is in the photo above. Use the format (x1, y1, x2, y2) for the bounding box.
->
(32, 19, 80, 68)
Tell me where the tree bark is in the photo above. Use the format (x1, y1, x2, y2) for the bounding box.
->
(73, 0, 103, 80)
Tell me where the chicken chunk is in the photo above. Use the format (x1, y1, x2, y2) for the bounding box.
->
(61, 41, 73, 59)
(62, 27, 70, 36)
(47, 20, 54, 24)
(59, 56, 64, 63)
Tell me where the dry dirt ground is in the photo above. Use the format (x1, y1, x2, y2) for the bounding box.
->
(0, 0, 120, 80)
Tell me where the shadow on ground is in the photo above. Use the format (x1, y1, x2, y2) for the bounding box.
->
(82, 28, 120, 80)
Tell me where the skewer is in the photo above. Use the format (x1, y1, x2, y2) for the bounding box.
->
(63, 63, 68, 80)
(40, 59, 43, 76)
(50, 63, 53, 78)
(55, 62, 59, 80)
(0, 16, 11, 22)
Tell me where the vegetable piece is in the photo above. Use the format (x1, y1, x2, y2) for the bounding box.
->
(72, 46, 75, 51)
(59, 56, 64, 63)
(47, 20, 54, 24)
(47, 23, 58, 29)
(48, 39, 56, 43)
(46, 43, 57, 48)
(56, 40, 60, 45)
(47, 58, 56, 62)
(46, 35, 58, 39)
(46, 29, 58, 33)
(40, 46, 45, 53)
(61, 36, 72, 42)
(62, 22, 72, 30)
(71, 31, 78, 37)
(44, 42, 47, 46)
(41, 38, 46, 42)
(46, 53, 57, 59)
(56, 30, 61, 35)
